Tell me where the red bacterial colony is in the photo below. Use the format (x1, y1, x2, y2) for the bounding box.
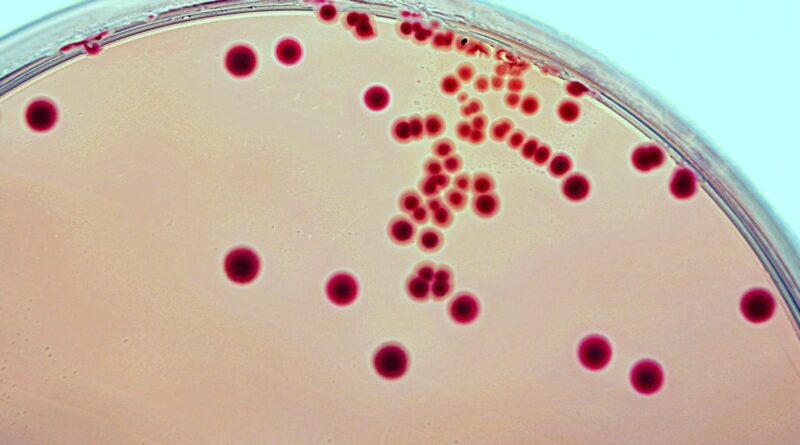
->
(557, 100, 580, 123)
(405, 262, 455, 301)
(25, 98, 59, 133)
(449, 292, 480, 324)
(344, 11, 376, 40)
(317, 3, 338, 22)
(669, 166, 698, 200)
(274, 37, 304, 66)
(566, 80, 589, 97)
(562, 173, 591, 201)
(224, 44, 258, 78)
(373, 343, 409, 380)
(740, 287, 776, 324)
(59, 31, 109, 56)
(577, 334, 612, 371)
(363, 84, 391, 111)
(631, 143, 665, 172)
(223, 246, 261, 285)
(548, 153, 573, 177)
(325, 271, 360, 306)
(21, 7, 783, 418)
(629, 359, 665, 395)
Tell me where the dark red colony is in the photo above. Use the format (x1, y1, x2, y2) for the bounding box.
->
(325, 271, 360, 306)
(363, 84, 391, 112)
(274, 37, 304, 66)
(440, 75, 461, 95)
(25, 98, 59, 133)
(344, 12, 376, 40)
(557, 100, 580, 123)
(739, 287, 776, 324)
(631, 144, 665, 172)
(317, 3, 338, 22)
(533, 145, 551, 165)
(472, 193, 500, 218)
(449, 292, 480, 324)
(223, 246, 261, 285)
(520, 95, 539, 115)
(577, 334, 612, 371)
(566, 81, 589, 97)
(388, 216, 416, 245)
(669, 166, 698, 200)
(562, 173, 591, 202)
(224, 44, 258, 78)
(407, 276, 430, 301)
(418, 228, 443, 253)
(373, 343, 410, 380)
(629, 358, 665, 396)
(549, 153, 573, 177)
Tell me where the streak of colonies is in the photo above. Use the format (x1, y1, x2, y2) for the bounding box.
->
(9, 1, 782, 390)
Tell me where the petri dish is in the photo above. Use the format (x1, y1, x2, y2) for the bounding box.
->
(0, 0, 799, 443)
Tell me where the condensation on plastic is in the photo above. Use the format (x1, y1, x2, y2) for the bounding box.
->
(1, 0, 798, 333)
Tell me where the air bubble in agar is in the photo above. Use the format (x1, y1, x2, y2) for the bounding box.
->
(274, 37, 304, 66)
(629, 359, 665, 396)
(577, 334, 612, 371)
(24, 98, 59, 133)
(325, 271, 360, 306)
(373, 343, 410, 380)
(223, 246, 261, 285)
(224, 44, 258, 78)
(740, 287, 776, 324)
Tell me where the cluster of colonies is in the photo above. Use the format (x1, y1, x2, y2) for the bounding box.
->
(577, 283, 777, 395)
(575, 333, 665, 396)
(223, 34, 304, 79)
(387, 139, 501, 253)
(630, 143, 698, 200)
(431, 51, 594, 202)
(406, 261, 482, 324)
(13, 1, 775, 392)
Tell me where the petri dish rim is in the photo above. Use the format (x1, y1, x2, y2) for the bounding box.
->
(0, 0, 798, 333)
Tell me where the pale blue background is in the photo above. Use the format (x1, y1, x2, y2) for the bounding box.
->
(2, 1, 799, 243)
